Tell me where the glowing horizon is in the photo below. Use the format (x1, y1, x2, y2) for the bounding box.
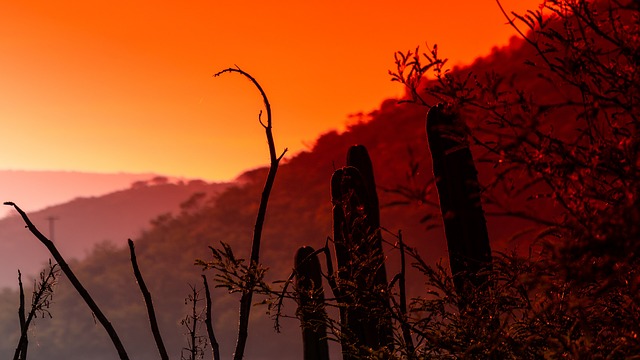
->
(0, 0, 542, 181)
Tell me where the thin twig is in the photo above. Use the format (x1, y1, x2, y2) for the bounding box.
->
(14, 262, 59, 360)
(188, 286, 198, 360)
(321, 238, 341, 300)
(17, 270, 27, 360)
(214, 67, 287, 360)
(4, 202, 130, 360)
(398, 230, 416, 358)
(202, 275, 221, 360)
(128, 239, 169, 360)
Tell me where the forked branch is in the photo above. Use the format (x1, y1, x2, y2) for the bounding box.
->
(213, 67, 287, 360)
(14, 262, 59, 360)
(4, 202, 130, 360)
(16, 271, 27, 360)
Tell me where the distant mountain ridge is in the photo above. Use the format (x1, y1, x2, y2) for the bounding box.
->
(0, 178, 230, 288)
(0, 170, 169, 215)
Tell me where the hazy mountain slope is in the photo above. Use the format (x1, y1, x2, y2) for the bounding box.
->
(0, 170, 164, 214)
(0, 38, 551, 359)
(0, 179, 229, 288)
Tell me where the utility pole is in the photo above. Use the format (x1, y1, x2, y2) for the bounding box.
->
(46, 216, 59, 242)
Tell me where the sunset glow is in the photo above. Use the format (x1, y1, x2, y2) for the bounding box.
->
(0, 0, 542, 181)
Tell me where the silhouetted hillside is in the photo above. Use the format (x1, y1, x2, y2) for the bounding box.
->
(0, 36, 561, 359)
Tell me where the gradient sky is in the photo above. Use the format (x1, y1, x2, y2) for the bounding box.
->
(0, 0, 542, 181)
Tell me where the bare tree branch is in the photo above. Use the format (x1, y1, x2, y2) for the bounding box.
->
(202, 275, 221, 360)
(13, 261, 59, 360)
(214, 67, 287, 360)
(17, 270, 27, 360)
(128, 239, 169, 360)
(184, 286, 199, 360)
(4, 202, 130, 360)
(397, 231, 416, 358)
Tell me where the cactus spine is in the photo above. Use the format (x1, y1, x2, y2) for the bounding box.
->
(426, 103, 492, 298)
(294, 246, 330, 360)
(331, 145, 392, 358)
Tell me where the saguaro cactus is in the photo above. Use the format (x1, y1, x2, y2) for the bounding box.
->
(331, 145, 392, 357)
(294, 246, 330, 360)
(426, 103, 492, 298)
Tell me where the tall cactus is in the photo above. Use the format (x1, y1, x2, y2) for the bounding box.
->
(426, 103, 492, 298)
(331, 145, 392, 358)
(294, 246, 330, 360)
(345, 145, 393, 348)
(331, 166, 368, 359)
(346, 145, 384, 277)
(346, 145, 380, 227)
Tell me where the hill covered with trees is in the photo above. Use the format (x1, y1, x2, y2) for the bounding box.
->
(0, 37, 557, 359)
(1, 1, 637, 358)
(0, 178, 229, 289)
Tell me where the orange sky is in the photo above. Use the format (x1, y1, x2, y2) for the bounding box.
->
(0, 0, 542, 181)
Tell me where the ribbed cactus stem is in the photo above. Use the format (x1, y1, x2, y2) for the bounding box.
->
(426, 103, 492, 298)
(331, 166, 363, 359)
(294, 246, 330, 360)
(346, 145, 380, 227)
(346, 145, 386, 284)
(346, 144, 393, 350)
(330, 145, 392, 357)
